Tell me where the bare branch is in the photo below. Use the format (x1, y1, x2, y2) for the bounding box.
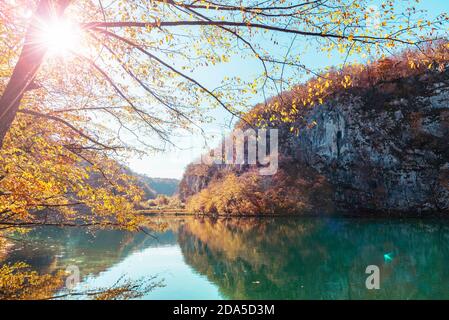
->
(18, 109, 118, 150)
(94, 29, 248, 124)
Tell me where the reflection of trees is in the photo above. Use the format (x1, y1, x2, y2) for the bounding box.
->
(0, 262, 64, 300)
(2, 226, 177, 281)
(1, 226, 174, 299)
(0, 262, 163, 300)
(178, 217, 449, 299)
(0, 237, 12, 261)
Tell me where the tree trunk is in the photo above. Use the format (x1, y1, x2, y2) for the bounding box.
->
(0, 0, 71, 148)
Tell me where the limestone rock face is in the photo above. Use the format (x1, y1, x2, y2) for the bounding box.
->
(180, 69, 449, 215)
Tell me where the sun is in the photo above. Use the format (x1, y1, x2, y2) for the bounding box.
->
(39, 19, 82, 56)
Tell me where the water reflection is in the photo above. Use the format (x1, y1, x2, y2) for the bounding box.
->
(2, 217, 449, 299)
(178, 217, 449, 299)
(3, 227, 177, 276)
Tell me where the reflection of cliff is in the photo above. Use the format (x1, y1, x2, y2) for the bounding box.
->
(178, 218, 449, 299)
(3, 226, 178, 278)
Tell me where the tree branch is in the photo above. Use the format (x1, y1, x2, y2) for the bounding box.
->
(18, 109, 118, 150)
(94, 28, 247, 123)
(84, 20, 414, 45)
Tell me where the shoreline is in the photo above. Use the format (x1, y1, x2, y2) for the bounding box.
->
(141, 210, 449, 219)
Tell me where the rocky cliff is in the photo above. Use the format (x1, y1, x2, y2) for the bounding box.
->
(284, 75, 449, 213)
(179, 48, 449, 215)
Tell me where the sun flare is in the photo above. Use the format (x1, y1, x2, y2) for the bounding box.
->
(39, 19, 82, 56)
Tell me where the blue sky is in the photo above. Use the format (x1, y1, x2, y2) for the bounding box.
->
(127, 0, 449, 179)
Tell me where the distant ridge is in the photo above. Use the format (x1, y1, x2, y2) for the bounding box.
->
(135, 174, 179, 198)
(121, 166, 179, 198)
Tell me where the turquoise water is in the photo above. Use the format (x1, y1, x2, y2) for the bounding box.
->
(3, 217, 449, 299)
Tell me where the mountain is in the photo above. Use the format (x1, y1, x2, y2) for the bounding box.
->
(119, 167, 179, 199)
(135, 175, 179, 198)
(179, 43, 449, 215)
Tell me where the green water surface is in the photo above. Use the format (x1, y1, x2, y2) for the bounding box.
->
(3, 217, 449, 299)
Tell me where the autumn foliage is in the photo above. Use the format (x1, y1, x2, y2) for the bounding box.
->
(242, 41, 449, 131)
(0, 112, 145, 229)
(185, 43, 449, 215)
(1, 1, 448, 222)
(0, 262, 65, 300)
(186, 163, 334, 215)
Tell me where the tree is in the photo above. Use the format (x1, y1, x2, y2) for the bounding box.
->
(0, 262, 163, 300)
(0, 1, 447, 225)
(0, 0, 71, 145)
(1, 0, 447, 146)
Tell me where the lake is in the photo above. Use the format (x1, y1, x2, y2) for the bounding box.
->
(2, 216, 449, 299)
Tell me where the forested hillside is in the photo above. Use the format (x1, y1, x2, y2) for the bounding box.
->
(180, 43, 449, 215)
